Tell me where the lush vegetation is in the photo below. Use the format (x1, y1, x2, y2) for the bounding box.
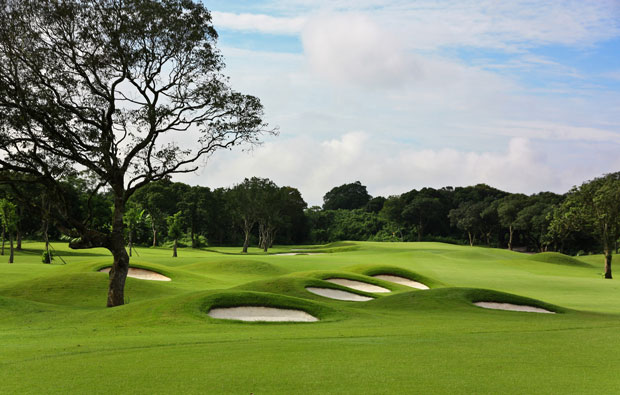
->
(1, 241, 619, 393)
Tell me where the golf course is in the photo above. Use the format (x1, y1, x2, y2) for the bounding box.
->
(1, 241, 619, 394)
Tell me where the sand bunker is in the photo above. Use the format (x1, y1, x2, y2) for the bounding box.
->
(208, 306, 318, 322)
(474, 302, 555, 314)
(275, 252, 324, 256)
(306, 287, 373, 301)
(98, 267, 171, 281)
(372, 274, 429, 290)
(325, 278, 390, 293)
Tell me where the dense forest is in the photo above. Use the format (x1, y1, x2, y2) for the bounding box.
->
(1, 172, 618, 261)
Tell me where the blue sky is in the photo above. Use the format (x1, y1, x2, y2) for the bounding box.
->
(179, 0, 620, 205)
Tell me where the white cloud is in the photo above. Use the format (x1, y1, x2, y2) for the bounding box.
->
(301, 13, 412, 87)
(183, 132, 617, 206)
(488, 121, 620, 144)
(211, 11, 306, 35)
(215, 1, 620, 50)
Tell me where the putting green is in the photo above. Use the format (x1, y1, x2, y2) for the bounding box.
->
(0, 241, 618, 394)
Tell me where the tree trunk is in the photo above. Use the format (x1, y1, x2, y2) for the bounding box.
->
(44, 219, 51, 263)
(16, 228, 21, 250)
(604, 248, 612, 279)
(468, 231, 474, 246)
(417, 222, 422, 242)
(242, 229, 250, 253)
(151, 222, 157, 247)
(128, 231, 133, 258)
(8, 232, 14, 263)
(508, 225, 513, 250)
(107, 197, 129, 307)
(191, 226, 196, 249)
(173, 239, 177, 257)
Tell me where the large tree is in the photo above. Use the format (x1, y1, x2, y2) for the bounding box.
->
(323, 181, 372, 210)
(550, 174, 620, 278)
(0, 0, 271, 306)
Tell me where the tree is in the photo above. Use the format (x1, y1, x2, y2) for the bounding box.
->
(229, 178, 262, 253)
(167, 211, 183, 258)
(0, 0, 271, 306)
(323, 181, 372, 210)
(0, 199, 17, 263)
(449, 201, 484, 246)
(550, 174, 620, 278)
(497, 194, 527, 250)
(178, 185, 210, 248)
(514, 193, 560, 252)
(402, 196, 443, 241)
(124, 204, 144, 258)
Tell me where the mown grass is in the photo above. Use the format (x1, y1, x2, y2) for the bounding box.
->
(0, 241, 619, 394)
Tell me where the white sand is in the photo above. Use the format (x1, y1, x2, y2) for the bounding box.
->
(372, 275, 429, 290)
(275, 252, 324, 256)
(208, 306, 318, 322)
(474, 302, 555, 314)
(98, 267, 171, 281)
(325, 278, 390, 293)
(306, 287, 374, 301)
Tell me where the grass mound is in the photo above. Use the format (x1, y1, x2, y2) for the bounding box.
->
(345, 264, 441, 288)
(0, 272, 176, 308)
(369, 287, 565, 314)
(234, 275, 377, 302)
(527, 252, 589, 267)
(289, 241, 360, 253)
(185, 259, 286, 275)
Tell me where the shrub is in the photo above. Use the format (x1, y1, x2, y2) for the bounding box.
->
(41, 250, 53, 264)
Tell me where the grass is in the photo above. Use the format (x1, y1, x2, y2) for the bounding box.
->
(0, 241, 619, 394)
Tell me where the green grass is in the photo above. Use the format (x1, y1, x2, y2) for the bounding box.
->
(0, 241, 619, 394)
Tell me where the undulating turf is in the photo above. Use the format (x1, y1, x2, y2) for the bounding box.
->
(0, 241, 618, 394)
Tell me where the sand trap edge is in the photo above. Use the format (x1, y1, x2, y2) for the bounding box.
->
(306, 287, 374, 302)
(372, 274, 429, 290)
(98, 267, 171, 282)
(325, 278, 391, 293)
(208, 306, 318, 322)
(474, 302, 555, 314)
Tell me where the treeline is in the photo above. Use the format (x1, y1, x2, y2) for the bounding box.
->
(0, 173, 618, 261)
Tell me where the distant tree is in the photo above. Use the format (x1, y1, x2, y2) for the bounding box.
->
(449, 201, 484, 246)
(379, 196, 406, 240)
(366, 196, 386, 213)
(167, 212, 183, 258)
(229, 178, 263, 253)
(514, 193, 561, 252)
(0, 199, 17, 263)
(276, 186, 308, 245)
(550, 174, 620, 278)
(124, 205, 145, 258)
(323, 181, 372, 210)
(402, 196, 443, 241)
(178, 186, 210, 248)
(479, 199, 501, 246)
(497, 194, 527, 250)
(0, 0, 270, 306)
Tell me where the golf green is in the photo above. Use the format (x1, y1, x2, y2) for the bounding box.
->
(1, 241, 618, 394)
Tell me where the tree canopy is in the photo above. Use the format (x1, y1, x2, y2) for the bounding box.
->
(323, 181, 372, 210)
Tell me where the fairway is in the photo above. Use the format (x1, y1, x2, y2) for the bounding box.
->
(1, 241, 620, 394)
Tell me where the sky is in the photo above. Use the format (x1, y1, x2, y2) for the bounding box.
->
(175, 0, 620, 206)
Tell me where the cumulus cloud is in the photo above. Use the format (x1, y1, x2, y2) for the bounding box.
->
(183, 132, 608, 206)
(211, 11, 305, 35)
(216, 1, 620, 50)
(301, 13, 412, 87)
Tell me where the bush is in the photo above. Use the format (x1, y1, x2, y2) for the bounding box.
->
(41, 250, 53, 264)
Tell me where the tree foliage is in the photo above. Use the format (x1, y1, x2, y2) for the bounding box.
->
(0, 0, 270, 306)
